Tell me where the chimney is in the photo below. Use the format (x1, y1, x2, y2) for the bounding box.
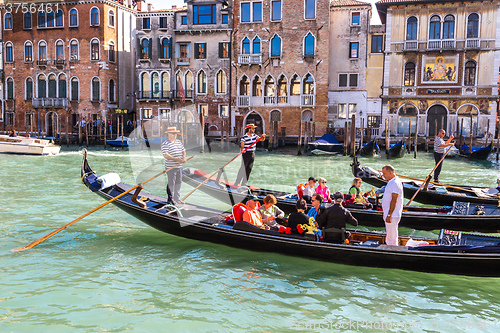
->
(137, 0, 142, 11)
(147, 3, 152, 11)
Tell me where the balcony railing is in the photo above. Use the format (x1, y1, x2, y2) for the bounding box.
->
(138, 91, 171, 100)
(404, 41, 418, 50)
(277, 96, 288, 104)
(53, 59, 65, 65)
(264, 96, 276, 104)
(32, 98, 68, 109)
(465, 38, 480, 49)
(237, 95, 250, 107)
(301, 94, 315, 106)
(442, 40, 456, 49)
(172, 90, 194, 100)
(37, 60, 49, 66)
(238, 54, 262, 65)
(427, 40, 441, 49)
(176, 57, 190, 65)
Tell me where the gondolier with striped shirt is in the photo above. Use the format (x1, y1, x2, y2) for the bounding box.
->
(434, 129, 454, 183)
(161, 127, 186, 205)
(235, 124, 266, 187)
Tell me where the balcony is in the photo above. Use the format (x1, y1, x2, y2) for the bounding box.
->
(37, 59, 49, 67)
(138, 90, 171, 100)
(465, 38, 480, 49)
(238, 54, 262, 65)
(32, 98, 68, 109)
(277, 96, 288, 104)
(53, 59, 65, 66)
(427, 40, 441, 49)
(301, 94, 315, 106)
(237, 95, 250, 107)
(442, 40, 456, 49)
(172, 90, 194, 100)
(404, 41, 418, 50)
(264, 96, 276, 104)
(176, 57, 190, 65)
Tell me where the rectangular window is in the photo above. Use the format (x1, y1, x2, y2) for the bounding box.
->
(193, 4, 216, 24)
(26, 80, 33, 100)
(199, 104, 208, 117)
(142, 108, 152, 119)
(338, 103, 347, 119)
(371, 35, 383, 53)
(219, 105, 229, 118)
(339, 74, 347, 87)
(352, 12, 360, 25)
(253, 2, 262, 22)
(194, 43, 206, 59)
(348, 104, 357, 118)
(7, 80, 14, 100)
(219, 42, 229, 58)
(222, 14, 228, 24)
(177, 43, 190, 61)
(5, 112, 14, 126)
(109, 43, 115, 62)
(272, 0, 281, 21)
(305, 0, 315, 19)
(160, 17, 168, 29)
(367, 115, 381, 128)
(143, 17, 151, 30)
(349, 42, 359, 58)
(339, 74, 358, 88)
(181, 16, 187, 25)
(71, 80, 79, 101)
(349, 74, 358, 87)
(241, 3, 250, 22)
(159, 108, 171, 121)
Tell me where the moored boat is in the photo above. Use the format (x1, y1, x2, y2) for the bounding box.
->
(0, 134, 60, 155)
(351, 156, 500, 206)
(459, 142, 493, 160)
(182, 167, 500, 233)
(81, 152, 500, 277)
(307, 134, 343, 154)
(387, 141, 406, 158)
(106, 136, 139, 147)
(358, 139, 380, 157)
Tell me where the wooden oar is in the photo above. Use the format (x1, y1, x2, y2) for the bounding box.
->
(406, 148, 451, 206)
(11, 156, 194, 253)
(181, 136, 265, 201)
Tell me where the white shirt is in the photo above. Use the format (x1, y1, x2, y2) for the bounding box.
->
(382, 176, 404, 219)
(303, 185, 315, 197)
(434, 136, 446, 154)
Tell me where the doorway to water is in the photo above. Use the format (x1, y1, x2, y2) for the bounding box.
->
(427, 105, 447, 136)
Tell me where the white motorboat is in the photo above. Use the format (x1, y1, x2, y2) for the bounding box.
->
(0, 135, 61, 155)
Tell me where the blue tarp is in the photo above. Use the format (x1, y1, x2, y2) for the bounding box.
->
(311, 134, 340, 144)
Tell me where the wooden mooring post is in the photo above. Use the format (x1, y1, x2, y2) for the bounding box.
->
(350, 114, 356, 156)
(297, 120, 303, 155)
(385, 118, 389, 157)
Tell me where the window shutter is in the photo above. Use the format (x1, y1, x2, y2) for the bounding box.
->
(227, 42, 231, 56)
(194, 44, 199, 59)
(137, 37, 142, 58)
(158, 38, 162, 58)
(167, 38, 172, 58)
(187, 43, 191, 57)
(218, 42, 222, 58)
(148, 38, 152, 59)
(175, 43, 180, 58)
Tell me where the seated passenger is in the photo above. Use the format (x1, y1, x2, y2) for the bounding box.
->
(302, 176, 317, 202)
(307, 193, 325, 227)
(315, 177, 332, 203)
(349, 177, 371, 206)
(317, 191, 358, 243)
(259, 194, 285, 230)
(287, 199, 310, 234)
(242, 195, 264, 227)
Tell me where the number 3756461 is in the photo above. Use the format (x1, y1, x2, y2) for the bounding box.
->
(6, 3, 60, 14)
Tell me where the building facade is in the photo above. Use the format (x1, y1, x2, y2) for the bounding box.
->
(377, 0, 499, 138)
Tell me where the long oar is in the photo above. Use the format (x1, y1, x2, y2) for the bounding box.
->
(405, 148, 451, 206)
(181, 136, 264, 201)
(11, 156, 194, 253)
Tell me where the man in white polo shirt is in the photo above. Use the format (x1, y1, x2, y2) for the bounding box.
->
(381, 165, 403, 246)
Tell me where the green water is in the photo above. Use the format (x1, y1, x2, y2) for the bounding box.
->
(1, 147, 499, 332)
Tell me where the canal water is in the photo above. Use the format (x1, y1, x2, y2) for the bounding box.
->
(1, 145, 500, 332)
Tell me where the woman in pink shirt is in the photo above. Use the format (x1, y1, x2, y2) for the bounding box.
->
(315, 177, 332, 203)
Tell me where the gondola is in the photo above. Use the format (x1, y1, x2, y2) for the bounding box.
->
(459, 142, 493, 160)
(351, 157, 500, 206)
(358, 139, 380, 157)
(387, 141, 406, 158)
(307, 134, 343, 154)
(81, 151, 500, 277)
(182, 168, 500, 233)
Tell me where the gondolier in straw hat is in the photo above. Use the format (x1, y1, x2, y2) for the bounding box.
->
(235, 124, 266, 187)
(434, 129, 454, 183)
(161, 127, 186, 205)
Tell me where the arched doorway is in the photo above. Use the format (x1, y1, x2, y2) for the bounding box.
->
(457, 105, 478, 137)
(46, 111, 58, 138)
(245, 112, 264, 135)
(398, 104, 417, 135)
(427, 105, 447, 136)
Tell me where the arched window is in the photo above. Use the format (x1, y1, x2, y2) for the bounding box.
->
(58, 74, 67, 98)
(6, 78, 14, 100)
(24, 12, 32, 29)
(467, 13, 479, 39)
(161, 72, 169, 97)
(161, 38, 171, 58)
(443, 15, 455, 39)
(253, 36, 261, 54)
(48, 74, 57, 98)
(464, 61, 476, 86)
(242, 37, 251, 54)
(291, 74, 300, 95)
(185, 72, 193, 96)
(151, 73, 159, 98)
(46, 10, 54, 27)
(38, 11, 46, 28)
(406, 16, 417, 40)
(278, 75, 287, 97)
(38, 74, 47, 98)
(404, 62, 415, 86)
(70, 40, 79, 61)
(141, 72, 150, 98)
(109, 10, 115, 27)
(270, 35, 281, 57)
(240, 76, 249, 95)
(92, 77, 100, 101)
(109, 79, 115, 102)
(398, 105, 417, 135)
(90, 39, 100, 60)
(90, 7, 100, 26)
(5, 13, 12, 30)
(141, 38, 150, 59)
(429, 15, 441, 40)
(55, 40, 64, 60)
(109, 40, 115, 62)
(304, 33, 315, 56)
(39, 41, 47, 60)
(252, 76, 261, 96)
(216, 70, 226, 93)
(69, 8, 78, 27)
(71, 77, 79, 101)
(271, 110, 282, 122)
(265, 76, 275, 97)
(303, 74, 314, 94)
(25, 41, 33, 62)
(5, 42, 13, 62)
(26, 77, 33, 100)
(55, 9, 63, 27)
(197, 70, 207, 94)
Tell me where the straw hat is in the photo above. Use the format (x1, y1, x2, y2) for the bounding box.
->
(244, 124, 257, 129)
(166, 127, 182, 135)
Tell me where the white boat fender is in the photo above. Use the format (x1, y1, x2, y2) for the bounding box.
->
(97, 173, 121, 190)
